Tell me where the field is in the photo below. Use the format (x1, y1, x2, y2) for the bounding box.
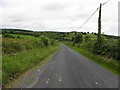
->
(2, 31, 59, 86)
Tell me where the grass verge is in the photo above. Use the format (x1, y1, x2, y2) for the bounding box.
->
(4, 48, 59, 88)
(2, 45, 59, 86)
(68, 45, 120, 76)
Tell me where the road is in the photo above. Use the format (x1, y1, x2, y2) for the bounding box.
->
(15, 44, 118, 88)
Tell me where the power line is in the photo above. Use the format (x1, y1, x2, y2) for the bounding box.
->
(103, 0, 110, 5)
(79, 8, 99, 29)
(79, 0, 110, 30)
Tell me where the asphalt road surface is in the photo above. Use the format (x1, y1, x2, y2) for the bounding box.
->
(15, 44, 118, 88)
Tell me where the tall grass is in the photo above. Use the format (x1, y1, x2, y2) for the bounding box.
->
(2, 45, 59, 85)
(2, 34, 59, 86)
(2, 37, 44, 54)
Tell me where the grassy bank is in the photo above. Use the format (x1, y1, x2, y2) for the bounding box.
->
(4, 50, 58, 88)
(2, 45, 59, 85)
(68, 45, 119, 76)
(2, 33, 59, 86)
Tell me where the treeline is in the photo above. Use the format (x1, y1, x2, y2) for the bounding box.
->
(2, 30, 59, 55)
(2, 29, 120, 60)
(2, 29, 33, 35)
(2, 28, 119, 39)
(63, 32, 120, 61)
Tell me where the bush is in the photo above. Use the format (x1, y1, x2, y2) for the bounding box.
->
(40, 36, 49, 47)
(2, 40, 25, 54)
(2, 38, 41, 54)
(73, 34, 83, 45)
(50, 39, 54, 46)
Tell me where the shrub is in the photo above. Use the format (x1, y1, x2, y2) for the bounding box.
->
(2, 40, 25, 54)
(40, 36, 49, 47)
(73, 34, 83, 44)
(50, 39, 54, 46)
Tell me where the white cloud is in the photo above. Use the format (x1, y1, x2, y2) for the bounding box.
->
(0, 0, 119, 36)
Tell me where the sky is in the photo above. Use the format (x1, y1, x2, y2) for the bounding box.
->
(0, 0, 119, 36)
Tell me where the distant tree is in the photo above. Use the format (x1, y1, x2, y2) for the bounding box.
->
(94, 33, 97, 35)
(81, 32, 83, 34)
(85, 35, 90, 42)
(34, 32, 40, 37)
(40, 36, 49, 47)
(73, 34, 83, 44)
(83, 32, 87, 35)
(10, 31, 14, 34)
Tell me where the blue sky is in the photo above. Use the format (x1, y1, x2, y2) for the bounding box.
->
(0, 0, 119, 36)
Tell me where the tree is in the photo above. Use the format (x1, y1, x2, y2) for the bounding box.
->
(73, 34, 83, 44)
(40, 36, 49, 47)
(85, 35, 90, 42)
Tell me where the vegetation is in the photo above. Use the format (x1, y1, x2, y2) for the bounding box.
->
(4, 29, 117, 62)
(40, 36, 49, 47)
(1, 28, 120, 87)
(3, 45, 59, 85)
(68, 46, 119, 75)
(73, 34, 83, 46)
(64, 32, 120, 75)
(2, 30, 59, 86)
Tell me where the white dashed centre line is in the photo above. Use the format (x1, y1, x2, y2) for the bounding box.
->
(95, 82, 98, 85)
(46, 81, 49, 84)
(58, 77, 62, 82)
(45, 78, 50, 84)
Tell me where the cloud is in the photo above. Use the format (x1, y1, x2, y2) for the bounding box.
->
(0, 0, 119, 36)
(43, 2, 68, 11)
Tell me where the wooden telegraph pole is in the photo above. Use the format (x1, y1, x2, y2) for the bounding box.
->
(94, 3, 102, 54)
(98, 3, 102, 41)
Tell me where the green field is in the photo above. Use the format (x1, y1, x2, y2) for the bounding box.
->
(2, 32, 59, 86)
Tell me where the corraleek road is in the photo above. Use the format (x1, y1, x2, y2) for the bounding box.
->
(15, 44, 118, 88)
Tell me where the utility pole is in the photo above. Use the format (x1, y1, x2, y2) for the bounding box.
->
(93, 3, 102, 54)
(98, 3, 102, 41)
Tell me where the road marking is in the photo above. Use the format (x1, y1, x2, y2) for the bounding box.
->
(95, 82, 98, 85)
(46, 81, 49, 84)
(58, 77, 62, 82)
(45, 78, 50, 84)
(59, 79, 62, 82)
